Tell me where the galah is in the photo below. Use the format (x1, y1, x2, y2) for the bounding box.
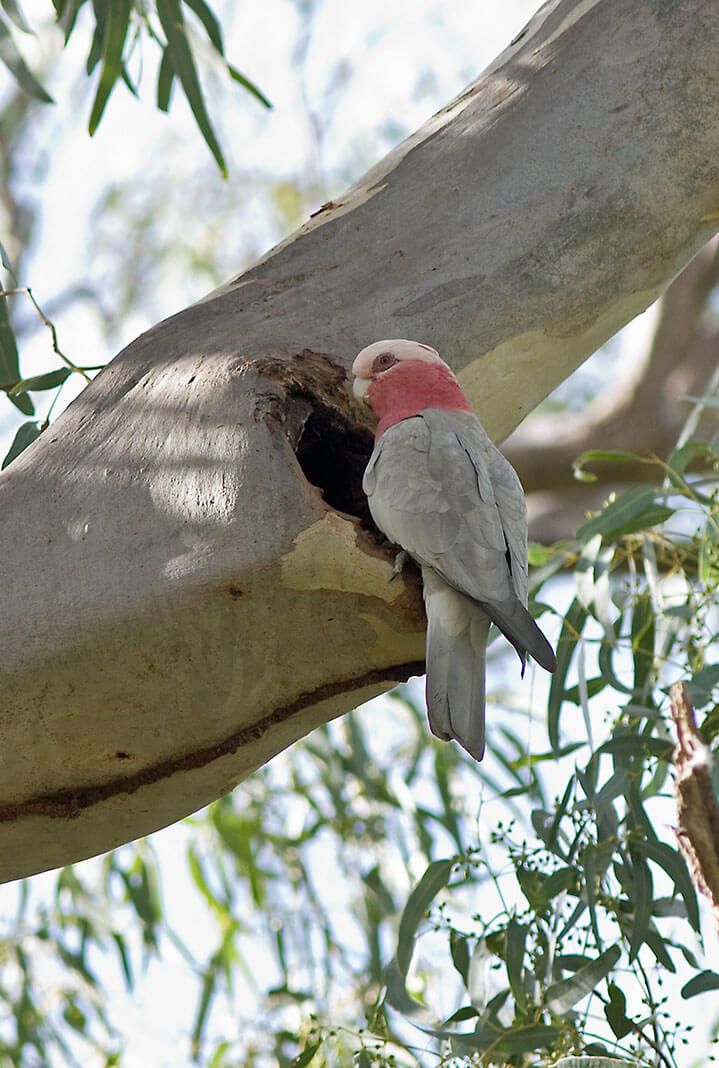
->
(352, 339, 556, 761)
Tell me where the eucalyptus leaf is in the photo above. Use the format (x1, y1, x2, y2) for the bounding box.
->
(88, 0, 131, 134)
(631, 839, 700, 932)
(577, 486, 675, 541)
(686, 664, 719, 708)
(548, 597, 588, 751)
(0, 14, 53, 100)
(681, 970, 719, 998)
(505, 917, 527, 1009)
(1, 0, 32, 34)
(9, 367, 72, 393)
(156, 0, 227, 175)
(396, 857, 454, 976)
(544, 945, 620, 1014)
(572, 449, 644, 483)
(1, 419, 39, 468)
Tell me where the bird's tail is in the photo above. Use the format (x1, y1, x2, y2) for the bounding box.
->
(422, 567, 490, 761)
(483, 598, 556, 674)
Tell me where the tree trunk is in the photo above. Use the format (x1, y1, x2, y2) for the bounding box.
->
(2, 0, 718, 881)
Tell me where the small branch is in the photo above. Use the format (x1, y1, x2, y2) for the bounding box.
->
(0, 287, 91, 382)
(670, 681, 719, 934)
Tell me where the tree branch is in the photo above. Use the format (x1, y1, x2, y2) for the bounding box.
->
(2, 0, 719, 880)
(670, 682, 719, 936)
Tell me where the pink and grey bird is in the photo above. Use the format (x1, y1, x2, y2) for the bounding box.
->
(352, 339, 556, 761)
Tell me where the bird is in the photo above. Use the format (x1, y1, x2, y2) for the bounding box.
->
(352, 338, 556, 761)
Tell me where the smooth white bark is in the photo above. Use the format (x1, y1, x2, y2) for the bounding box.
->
(2, 0, 718, 880)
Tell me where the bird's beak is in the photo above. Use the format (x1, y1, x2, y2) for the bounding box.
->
(352, 376, 370, 400)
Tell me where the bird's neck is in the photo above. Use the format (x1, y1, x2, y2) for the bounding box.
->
(369, 361, 474, 441)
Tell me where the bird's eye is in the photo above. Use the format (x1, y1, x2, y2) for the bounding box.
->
(373, 351, 397, 373)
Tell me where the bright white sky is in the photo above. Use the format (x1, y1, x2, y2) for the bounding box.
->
(1, 2, 715, 1066)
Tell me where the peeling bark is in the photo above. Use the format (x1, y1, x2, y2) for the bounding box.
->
(670, 682, 719, 935)
(2, 0, 719, 880)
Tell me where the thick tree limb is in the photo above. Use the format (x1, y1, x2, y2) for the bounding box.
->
(2, 0, 719, 881)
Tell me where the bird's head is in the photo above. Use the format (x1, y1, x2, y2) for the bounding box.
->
(351, 338, 473, 440)
(351, 339, 443, 398)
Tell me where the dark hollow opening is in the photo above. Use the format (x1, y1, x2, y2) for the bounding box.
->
(295, 407, 375, 528)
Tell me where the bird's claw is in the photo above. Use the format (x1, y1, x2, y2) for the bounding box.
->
(389, 549, 410, 582)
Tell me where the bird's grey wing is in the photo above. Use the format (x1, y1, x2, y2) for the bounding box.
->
(365, 411, 554, 669)
(484, 442, 529, 607)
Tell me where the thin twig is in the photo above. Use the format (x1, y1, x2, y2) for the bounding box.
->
(0, 287, 91, 382)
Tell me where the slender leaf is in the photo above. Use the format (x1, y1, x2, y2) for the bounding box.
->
(666, 440, 711, 476)
(699, 523, 719, 592)
(0, 289, 19, 384)
(192, 965, 217, 1053)
(0, 238, 16, 278)
(183, 0, 223, 51)
(55, 0, 87, 43)
(292, 1041, 320, 1068)
(156, 0, 227, 175)
(488, 1023, 563, 1056)
(157, 46, 175, 110)
(544, 944, 621, 1014)
(396, 857, 454, 976)
(88, 0, 132, 134)
(632, 838, 700, 932)
(2, 419, 39, 468)
(542, 866, 579, 901)
(573, 449, 644, 482)
(562, 676, 607, 706)
(383, 958, 434, 1022)
(0, 14, 53, 100)
(577, 486, 675, 541)
(596, 735, 672, 761)
(110, 932, 133, 990)
(687, 664, 719, 708)
(581, 843, 604, 945)
(627, 850, 652, 961)
(85, 0, 105, 73)
(467, 937, 493, 1012)
(681, 970, 719, 998)
(597, 640, 633, 694)
(9, 367, 72, 393)
(631, 594, 655, 699)
(227, 62, 271, 108)
(643, 923, 676, 972)
(505, 917, 527, 1009)
(449, 931, 470, 986)
(548, 598, 588, 751)
(604, 982, 633, 1039)
(1, 0, 32, 34)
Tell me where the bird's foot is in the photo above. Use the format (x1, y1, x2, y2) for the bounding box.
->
(389, 549, 410, 582)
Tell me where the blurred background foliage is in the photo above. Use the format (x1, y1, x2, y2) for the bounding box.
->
(0, 1, 718, 1066)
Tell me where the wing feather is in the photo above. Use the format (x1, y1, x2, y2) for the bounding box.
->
(365, 409, 554, 670)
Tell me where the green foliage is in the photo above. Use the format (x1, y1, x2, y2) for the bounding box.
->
(0, 0, 270, 169)
(0, 283, 99, 465)
(0, 0, 275, 468)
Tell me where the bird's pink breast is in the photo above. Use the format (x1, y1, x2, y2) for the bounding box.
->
(368, 361, 474, 440)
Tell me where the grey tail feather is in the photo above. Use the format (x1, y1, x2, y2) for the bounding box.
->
(424, 591, 489, 762)
(478, 597, 556, 674)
